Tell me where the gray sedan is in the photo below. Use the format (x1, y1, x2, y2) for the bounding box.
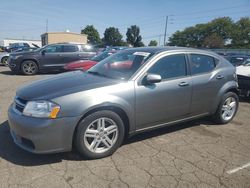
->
(8, 47, 239, 159)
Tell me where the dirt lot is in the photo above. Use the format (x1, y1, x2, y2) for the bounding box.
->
(0, 66, 250, 188)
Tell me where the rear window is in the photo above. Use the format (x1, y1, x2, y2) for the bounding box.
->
(190, 54, 216, 75)
(63, 45, 78, 52)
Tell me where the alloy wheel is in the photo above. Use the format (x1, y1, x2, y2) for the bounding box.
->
(83, 117, 119, 153)
(22, 62, 37, 75)
(221, 97, 237, 121)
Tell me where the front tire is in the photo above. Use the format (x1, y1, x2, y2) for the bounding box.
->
(1, 56, 8, 66)
(212, 92, 239, 124)
(21, 61, 38, 75)
(75, 110, 125, 159)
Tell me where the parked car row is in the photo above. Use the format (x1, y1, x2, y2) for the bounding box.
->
(0, 43, 41, 67)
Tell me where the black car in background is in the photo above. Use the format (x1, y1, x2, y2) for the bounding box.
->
(225, 55, 250, 66)
(8, 43, 97, 75)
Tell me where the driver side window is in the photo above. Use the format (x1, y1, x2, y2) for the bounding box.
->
(148, 54, 187, 80)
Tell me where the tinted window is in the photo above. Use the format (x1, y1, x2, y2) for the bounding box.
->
(63, 45, 78, 52)
(190, 54, 216, 75)
(148, 54, 187, 80)
(44, 45, 63, 53)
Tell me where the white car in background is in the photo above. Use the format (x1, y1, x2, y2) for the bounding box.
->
(0, 52, 9, 66)
(236, 58, 250, 97)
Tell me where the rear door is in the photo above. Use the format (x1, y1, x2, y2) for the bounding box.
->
(188, 53, 226, 115)
(62, 44, 80, 65)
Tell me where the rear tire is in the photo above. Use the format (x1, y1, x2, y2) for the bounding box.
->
(212, 92, 239, 124)
(75, 110, 125, 159)
(21, 60, 38, 75)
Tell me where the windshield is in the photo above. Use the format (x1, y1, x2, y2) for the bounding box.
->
(91, 51, 113, 62)
(87, 50, 154, 80)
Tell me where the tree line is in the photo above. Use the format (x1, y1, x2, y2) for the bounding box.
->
(81, 25, 146, 47)
(168, 17, 250, 49)
(81, 16, 249, 48)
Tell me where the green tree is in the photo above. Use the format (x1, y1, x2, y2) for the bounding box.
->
(103, 27, 124, 46)
(126, 25, 144, 47)
(231, 17, 250, 48)
(81, 25, 101, 45)
(148, 40, 158, 46)
(168, 17, 234, 48)
(203, 33, 224, 48)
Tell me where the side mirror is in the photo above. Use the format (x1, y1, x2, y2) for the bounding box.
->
(41, 50, 46, 55)
(144, 74, 162, 84)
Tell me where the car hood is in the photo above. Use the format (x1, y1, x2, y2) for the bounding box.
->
(16, 71, 120, 100)
(236, 65, 250, 77)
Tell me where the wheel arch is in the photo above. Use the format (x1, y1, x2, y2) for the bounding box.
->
(1, 56, 9, 63)
(72, 105, 131, 147)
(211, 81, 239, 114)
(20, 59, 39, 70)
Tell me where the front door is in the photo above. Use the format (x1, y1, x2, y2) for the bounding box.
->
(135, 53, 192, 130)
(40, 44, 64, 70)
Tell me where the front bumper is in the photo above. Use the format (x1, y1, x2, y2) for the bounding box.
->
(8, 104, 80, 154)
(8, 59, 21, 73)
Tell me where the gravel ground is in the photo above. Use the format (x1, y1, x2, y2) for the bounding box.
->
(0, 66, 250, 188)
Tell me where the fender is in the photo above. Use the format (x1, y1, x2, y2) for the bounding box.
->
(211, 80, 238, 114)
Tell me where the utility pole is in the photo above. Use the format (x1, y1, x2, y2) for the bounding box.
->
(46, 19, 48, 33)
(163, 16, 168, 46)
(158, 35, 161, 46)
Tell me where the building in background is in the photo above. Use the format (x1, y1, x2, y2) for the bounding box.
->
(41, 32, 87, 46)
(0, 38, 41, 47)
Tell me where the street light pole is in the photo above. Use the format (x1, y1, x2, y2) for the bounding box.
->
(163, 16, 169, 46)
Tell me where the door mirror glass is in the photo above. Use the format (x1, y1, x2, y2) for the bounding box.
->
(144, 74, 162, 84)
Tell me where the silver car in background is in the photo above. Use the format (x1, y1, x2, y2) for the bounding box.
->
(0, 52, 9, 66)
(8, 47, 239, 159)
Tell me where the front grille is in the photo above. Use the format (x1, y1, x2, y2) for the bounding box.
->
(14, 97, 27, 113)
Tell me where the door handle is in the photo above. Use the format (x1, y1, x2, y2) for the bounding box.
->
(216, 75, 224, 80)
(179, 82, 189, 87)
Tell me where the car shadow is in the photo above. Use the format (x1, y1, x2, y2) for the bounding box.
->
(0, 118, 215, 166)
(0, 70, 16, 75)
(126, 118, 215, 144)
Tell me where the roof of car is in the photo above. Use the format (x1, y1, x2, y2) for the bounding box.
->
(125, 46, 200, 53)
(124, 46, 223, 58)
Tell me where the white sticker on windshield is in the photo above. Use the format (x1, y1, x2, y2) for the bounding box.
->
(133, 52, 151, 57)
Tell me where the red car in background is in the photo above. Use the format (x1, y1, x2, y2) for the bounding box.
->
(64, 50, 117, 71)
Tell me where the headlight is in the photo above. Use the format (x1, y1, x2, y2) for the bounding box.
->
(23, 101, 60, 119)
